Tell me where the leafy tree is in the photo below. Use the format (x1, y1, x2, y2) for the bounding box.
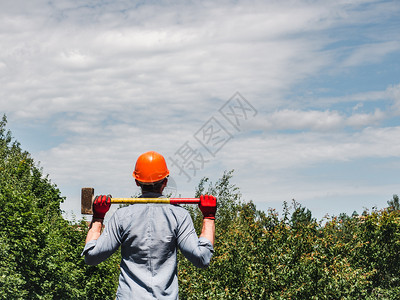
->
(178, 170, 400, 299)
(0, 116, 119, 299)
(289, 199, 314, 229)
(387, 194, 400, 211)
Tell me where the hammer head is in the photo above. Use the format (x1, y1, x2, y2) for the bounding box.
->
(81, 187, 94, 215)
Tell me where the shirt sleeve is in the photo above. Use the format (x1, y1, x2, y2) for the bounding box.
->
(177, 212, 214, 268)
(81, 211, 122, 265)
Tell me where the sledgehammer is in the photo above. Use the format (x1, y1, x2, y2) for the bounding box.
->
(81, 187, 200, 215)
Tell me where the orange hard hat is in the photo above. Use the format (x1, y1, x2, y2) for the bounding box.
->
(133, 151, 170, 184)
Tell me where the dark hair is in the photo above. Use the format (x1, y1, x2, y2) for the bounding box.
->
(137, 178, 167, 194)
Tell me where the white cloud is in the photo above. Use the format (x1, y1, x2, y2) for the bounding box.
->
(341, 41, 400, 67)
(264, 110, 344, 131)
(250, 107, 387, 132)
(346, 109, 385, 127)
(388, 83, 400, 114)
(56, 50, 97, 70)
(219, 125, 400, 175)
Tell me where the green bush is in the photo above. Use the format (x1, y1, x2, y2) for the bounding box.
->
(178, 171, 400, 299)
(0, 116, 119, 299)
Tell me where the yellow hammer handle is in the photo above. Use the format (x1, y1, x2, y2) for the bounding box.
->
(110, 198, 171, 204)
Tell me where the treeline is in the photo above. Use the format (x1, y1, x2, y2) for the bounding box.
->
(1, 116, 400, 299)
(0, 116, 119, 299)
(180, 172, 400, 299)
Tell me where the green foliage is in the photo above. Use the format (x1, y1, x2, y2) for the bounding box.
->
(178, 170, 400, 299)
(387, 194, 400, 212)
(0, 116, 119, 299)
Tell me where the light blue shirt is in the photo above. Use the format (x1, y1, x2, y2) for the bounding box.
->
(82, 193, 214, 299)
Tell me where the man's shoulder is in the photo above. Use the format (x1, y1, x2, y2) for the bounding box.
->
(114, 203, 190, 215)
(112, 204, 142, 219)
(169, 204, 191, 214)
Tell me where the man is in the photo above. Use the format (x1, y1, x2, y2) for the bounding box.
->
(82, 151, 216, 299)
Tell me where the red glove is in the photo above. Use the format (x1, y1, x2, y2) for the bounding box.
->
(199, 195, 217, 220)
(93, 195, 111, 219)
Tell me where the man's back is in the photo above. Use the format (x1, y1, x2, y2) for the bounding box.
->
(83, 199, 213, 299)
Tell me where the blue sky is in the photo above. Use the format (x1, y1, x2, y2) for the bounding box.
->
(1, 0, 399, 221)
